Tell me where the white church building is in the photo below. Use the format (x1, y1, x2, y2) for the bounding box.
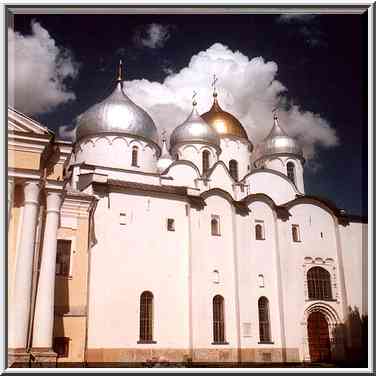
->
(7, 65, 368, 367)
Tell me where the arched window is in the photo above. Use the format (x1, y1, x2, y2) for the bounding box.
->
(139, 291, 153, 342)
(132, 146, 139, 167)
(287, 162, 295, 184)
(211, 215, 220, 236)
(307, 267, 332, 300)
(202, 150, 210, 175)
(213, 295, 225, 343)
(258, 297, 271, 343)
(255, 224, 264, 240)
(229, 159, 238, 181)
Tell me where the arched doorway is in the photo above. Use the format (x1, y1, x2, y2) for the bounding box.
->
(307, 311, 331, 362)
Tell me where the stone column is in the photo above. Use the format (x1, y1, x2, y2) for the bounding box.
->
(9, 181, 40, 350)
(32, 191, 62, 354)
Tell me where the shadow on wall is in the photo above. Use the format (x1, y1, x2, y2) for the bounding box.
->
(332, 306, 368, 367)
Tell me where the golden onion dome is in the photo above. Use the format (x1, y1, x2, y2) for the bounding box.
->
(201, 93, 249, 141)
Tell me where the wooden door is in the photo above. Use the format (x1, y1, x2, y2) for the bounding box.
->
(308, 311, 331, 362)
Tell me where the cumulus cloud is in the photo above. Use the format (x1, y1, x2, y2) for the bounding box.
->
(8, 21, 79, 114)
(277, 14, 317, 23)
(58, 124, 76, 141)
(122, 43, 338, 161)
(133, 23, 171, 49)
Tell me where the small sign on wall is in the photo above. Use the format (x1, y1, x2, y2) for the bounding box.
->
(243, 322, 252, 337)
(119, 212, 127, 225)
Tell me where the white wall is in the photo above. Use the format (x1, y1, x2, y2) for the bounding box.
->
(236, 200, 283, 349)
(339, 222, 368, 316)
(277, 204, 345, 359)
(190, 195, 238, 349)
(87, 191, 190, 349)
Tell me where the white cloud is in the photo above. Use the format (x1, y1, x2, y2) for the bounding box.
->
(122, 43, 338, 161)
(58, 124, 76, 141)
(8, 21, 79, 115)
(133, 23, 171, 49)
(277, 14, 317, 23)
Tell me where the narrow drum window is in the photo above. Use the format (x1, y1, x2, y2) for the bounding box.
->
(255, 224, 264, 240)
(202, 150, 210, 175)
(287, 162, 295, 184)
(258, 297, 271, 343)
(307, 267, 332, 300)
(229, 159, 239, 181)
(139, 291, 153, 342)
(56, 240, 72, 277)
(132, 146, 139, 167)
(213, 295, 225, 343)
(211, 216, 220, 236)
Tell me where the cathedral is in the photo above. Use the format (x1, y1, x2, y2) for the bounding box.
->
(7, 63, 368, 367)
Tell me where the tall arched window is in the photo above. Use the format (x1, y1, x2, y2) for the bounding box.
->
(287, 162, 295, 184)
(292, 224, 300, 242)
(213, 295, 225, 343)
(132, 146, 139, 167)
(202, 150, 210, 175)
(139, 291, 153, 342)
(229, 159, 238, 181)
(258, 297, 271, 343)
(307, 267, 332, 300)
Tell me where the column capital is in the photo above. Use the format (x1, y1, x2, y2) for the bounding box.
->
(45, 191, 62, 214)
(23, 181, 41, 205)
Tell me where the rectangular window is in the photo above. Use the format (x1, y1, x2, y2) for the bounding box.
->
(167, 218, 175, 231)
(292, 224, 301, 242)
(56, 240, 72, 277)
(211, 215, 221, 236)
(53, 337, 69, 358)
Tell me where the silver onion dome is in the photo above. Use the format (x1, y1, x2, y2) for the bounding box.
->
(76, 65, 158, 145)
(254, 114, 303, 163)
(157, 134, 173, 173)
(169, 100, 220, 151)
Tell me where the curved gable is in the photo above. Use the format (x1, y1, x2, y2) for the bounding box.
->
(282, 196, 344, 223)
(163, 160, 200, 188)
(244, 169, 298, 205)
(207, 161, 236, 196)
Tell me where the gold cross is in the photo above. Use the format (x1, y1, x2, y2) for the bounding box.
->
(117, 60, 124, 81)
(212, 74, 218, 91)
(161, 129, 167, 141)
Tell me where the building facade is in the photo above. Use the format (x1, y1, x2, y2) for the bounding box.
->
(7, 71, 368, 367)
